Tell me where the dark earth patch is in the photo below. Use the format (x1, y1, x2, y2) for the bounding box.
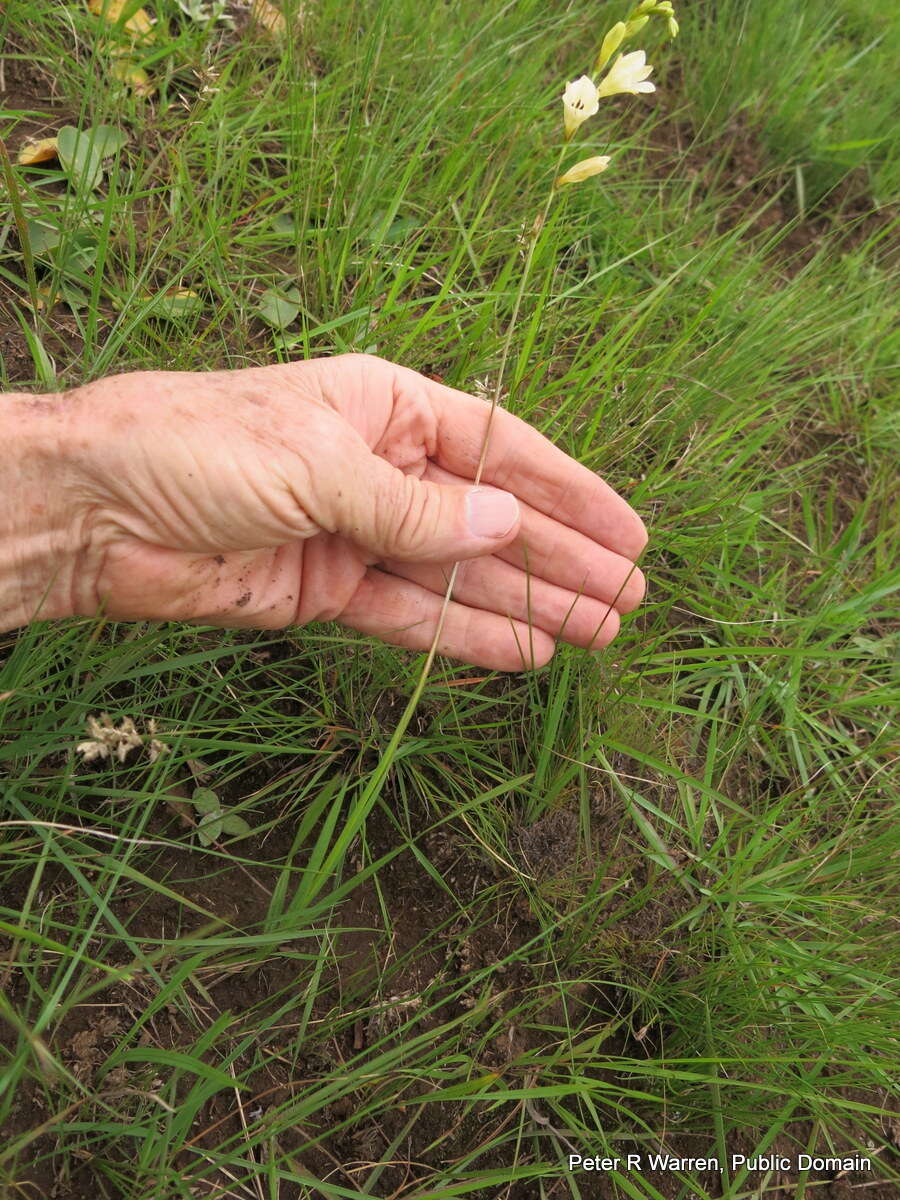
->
(2, 735, 895, 1197)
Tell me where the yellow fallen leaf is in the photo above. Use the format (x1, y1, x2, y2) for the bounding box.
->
(111, 287, 203, 318)
(152, 287, 204, 319)
(110, 58, 156, 96)
(33, 285, 61, 312)
(251, 0, 287, 38)
(17, 137, 59, 165)
(87, 0, 154, 39)
(27, 285, 86, 313)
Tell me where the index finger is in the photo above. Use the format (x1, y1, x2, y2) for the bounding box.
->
(407, 370, 648, 560)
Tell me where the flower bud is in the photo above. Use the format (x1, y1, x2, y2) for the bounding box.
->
(623, 15, 650, 36)
(595, 21, 627, 73)
(555, 155, 612, 187)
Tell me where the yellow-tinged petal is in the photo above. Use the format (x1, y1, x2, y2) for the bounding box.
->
(87, 0, 154, 38)
(596, 50, 655, 99)
(555, 155, 612, 187)
(17, 137, 59, 165)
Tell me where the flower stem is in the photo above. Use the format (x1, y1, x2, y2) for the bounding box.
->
(348, 146, 569, 830)
(475, 150, 567, 484)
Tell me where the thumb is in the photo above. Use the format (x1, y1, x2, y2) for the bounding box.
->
(329, 449, 521, 563)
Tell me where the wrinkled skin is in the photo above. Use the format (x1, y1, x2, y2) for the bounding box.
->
(10, 355, 647, 670)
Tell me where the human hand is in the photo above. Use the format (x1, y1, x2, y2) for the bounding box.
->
(6, 355, 646, 669)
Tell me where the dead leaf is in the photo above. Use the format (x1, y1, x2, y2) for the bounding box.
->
(0, 692, 14, 703)
(31, 285, 61, 313)
(152, 287, 203, 319)
(17, 137, 60, 166)
(251, 0, 287, 38)
(87, 0, 154, 38)
(164, 784, 196, 828)
(26, 282, 90, 314)
(111, 287, 203, 319)
(110, 58, 155, 96)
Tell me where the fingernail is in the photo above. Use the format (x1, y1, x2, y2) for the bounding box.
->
(466, 487, 520, 539)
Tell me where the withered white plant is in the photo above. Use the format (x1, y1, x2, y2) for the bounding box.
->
(77, 713, 169, 764)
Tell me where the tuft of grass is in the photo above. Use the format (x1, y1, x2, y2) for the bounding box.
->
(1, 0, 897, 1196)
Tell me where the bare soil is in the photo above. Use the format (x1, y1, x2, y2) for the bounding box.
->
(2, 714, 896, 1197)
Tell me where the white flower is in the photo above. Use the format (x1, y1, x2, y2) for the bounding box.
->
(562, 75, 600, 140)
(555, 155, 612, 187)
(596, 50, 655, 99)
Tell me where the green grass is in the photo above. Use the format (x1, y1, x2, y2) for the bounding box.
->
(1, 0, 898, 1196)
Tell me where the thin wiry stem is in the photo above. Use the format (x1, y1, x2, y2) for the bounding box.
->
(354, 148, 570, 820)
(429, 147, 568, 672)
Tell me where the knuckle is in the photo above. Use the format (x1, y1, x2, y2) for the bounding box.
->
(343, 351, 386, 375)
(249, 605, 293, 631)
(381, 476, 440, 555)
